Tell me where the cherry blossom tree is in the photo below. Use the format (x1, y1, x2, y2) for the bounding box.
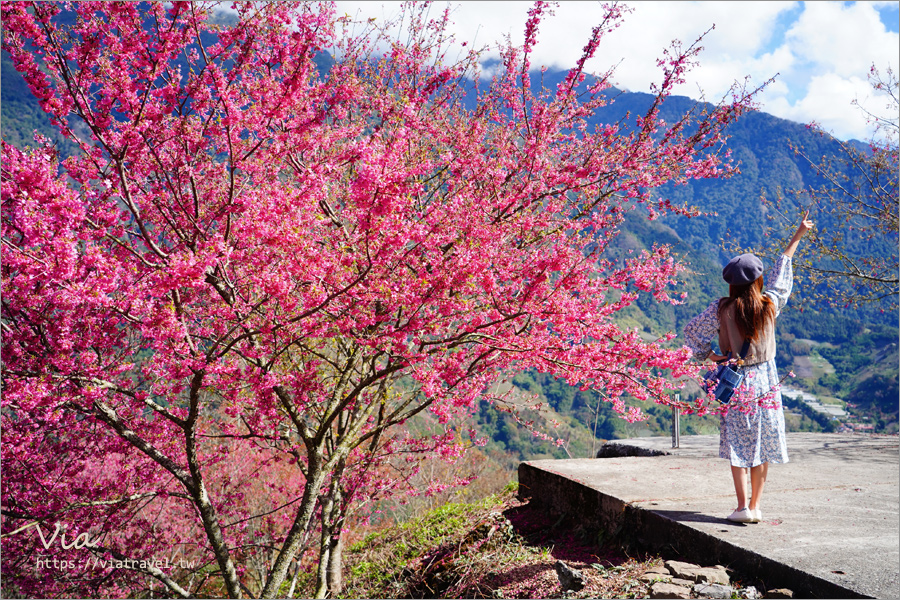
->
(2, 1, 761, 597)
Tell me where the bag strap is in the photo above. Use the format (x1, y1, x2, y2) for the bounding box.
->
(721, 338, 751, 364)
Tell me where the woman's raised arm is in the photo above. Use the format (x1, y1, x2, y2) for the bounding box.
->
(783, 210, 814, 259)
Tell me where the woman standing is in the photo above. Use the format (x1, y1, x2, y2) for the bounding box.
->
(684, 212, 813, 523)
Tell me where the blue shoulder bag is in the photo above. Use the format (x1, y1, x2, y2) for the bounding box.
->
(704, 339, 751, 403)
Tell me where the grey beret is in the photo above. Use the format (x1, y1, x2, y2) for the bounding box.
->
(723, 253, 764, 285)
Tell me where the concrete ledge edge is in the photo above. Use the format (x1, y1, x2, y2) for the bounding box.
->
(518, 461, 872, 599)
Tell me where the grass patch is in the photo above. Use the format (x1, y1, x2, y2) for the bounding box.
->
(340, 492, 513, 598)
(337, 486, 663, 599)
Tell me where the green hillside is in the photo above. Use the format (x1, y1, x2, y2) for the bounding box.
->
(1, 49, 79, 156)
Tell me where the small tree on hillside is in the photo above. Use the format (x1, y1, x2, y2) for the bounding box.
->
(2, 1, 761, 597)
(749, 65, 898, 309)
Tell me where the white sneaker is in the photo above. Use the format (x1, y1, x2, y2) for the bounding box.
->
(750, 508, 762, 523)
(727, 507, 754, 523)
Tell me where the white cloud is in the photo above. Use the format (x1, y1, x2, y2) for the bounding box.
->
(785, 2, 897, 77)
(332, 1, 899, 140)
(759, 2, 900, 140)
(779, 74, 873, 136)
(333, 1, 797, 95)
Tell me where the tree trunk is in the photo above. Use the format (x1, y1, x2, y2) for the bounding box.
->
(286, 561, 301, 599)
(326, 533, 343, 595)
(260, 458, 328, 598)
(314, 468, 346, 598)
(313, 512, 332, 599)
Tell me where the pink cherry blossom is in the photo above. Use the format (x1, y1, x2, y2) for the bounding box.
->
(1, 2, 764, 597)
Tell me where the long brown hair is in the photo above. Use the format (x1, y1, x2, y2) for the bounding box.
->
(718, 276, 775, 340)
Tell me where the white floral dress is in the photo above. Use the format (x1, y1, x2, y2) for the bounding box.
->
(683, 255, 793, 468)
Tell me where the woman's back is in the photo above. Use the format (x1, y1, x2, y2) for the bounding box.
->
(717, 299, 775, 365)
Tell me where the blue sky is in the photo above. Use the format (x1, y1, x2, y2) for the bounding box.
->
(876, 2, 900, 32)
(334, 1, 900, 142)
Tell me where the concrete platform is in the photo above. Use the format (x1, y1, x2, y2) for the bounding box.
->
(518, 433, 899, 598)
